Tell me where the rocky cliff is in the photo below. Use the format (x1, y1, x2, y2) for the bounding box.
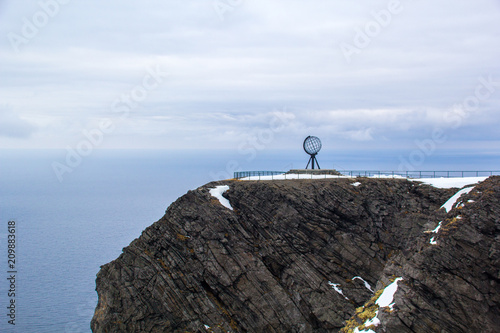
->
(91, 176, 500, 332)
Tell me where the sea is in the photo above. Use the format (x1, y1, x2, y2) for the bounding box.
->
(0, 148, 499, 332)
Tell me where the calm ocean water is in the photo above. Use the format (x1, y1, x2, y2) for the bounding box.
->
(0, 148, 498, 332)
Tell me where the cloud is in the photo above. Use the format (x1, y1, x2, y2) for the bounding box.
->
(0, 0, 498, 149)
(0, 106, 37, 138)
(344, 128, 374, 142)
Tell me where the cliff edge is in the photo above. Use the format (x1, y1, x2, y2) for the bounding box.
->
(91, 176, 500, 332)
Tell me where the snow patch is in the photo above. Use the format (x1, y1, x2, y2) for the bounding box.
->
(209, 185, 233, 210)
(363, 310, 381, 327)
(441, 187, 475, 212)
(328, 281, 349, 300)
(415, 177, 485, 189)
(425, 220, 442, 244)
(351, 182, 362, 187)
(239, 174, 487, 189)
(376, 277, 403, 309)
(426, 187, 471, 244)
(241, 174, 346, 180)
(430, 221, 442, 234)
(427, 215, 462, 245)
(353, 311, 380, 333)
(351, 277, 403, 332)
(240, 174, 408, 181)
(352, 276, 374, 292)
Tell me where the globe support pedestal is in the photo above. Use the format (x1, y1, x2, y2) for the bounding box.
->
(305, 153, 320, 169)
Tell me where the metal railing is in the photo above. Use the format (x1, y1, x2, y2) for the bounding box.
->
(234, 170, 500, 180)
(233, 171, 285, 179)
(339, 170, 500, 178)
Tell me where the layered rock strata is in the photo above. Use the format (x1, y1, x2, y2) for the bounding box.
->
(91, 177, 500, 332)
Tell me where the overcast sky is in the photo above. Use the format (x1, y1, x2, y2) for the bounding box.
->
(1, 0, 499, 153)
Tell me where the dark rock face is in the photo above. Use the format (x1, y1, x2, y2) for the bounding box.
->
(91, 177, 500, 333)
(380, 177, 500, 333)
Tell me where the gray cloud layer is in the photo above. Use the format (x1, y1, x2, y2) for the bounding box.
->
(0, 0, 499, 150)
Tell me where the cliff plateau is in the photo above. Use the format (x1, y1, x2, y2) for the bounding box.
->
(91, 176, 500, 332)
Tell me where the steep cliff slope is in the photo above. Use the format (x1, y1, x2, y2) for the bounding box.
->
(91, 176, 500, 332)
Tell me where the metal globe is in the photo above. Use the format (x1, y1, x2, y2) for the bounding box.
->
(303, 136, 322, 155)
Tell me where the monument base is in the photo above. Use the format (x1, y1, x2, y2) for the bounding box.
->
(286, 169, 343, 176)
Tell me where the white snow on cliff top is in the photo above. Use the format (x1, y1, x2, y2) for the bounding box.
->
(209, 185, 233, 210)
(415, 177, 486, 189)
(239, 174, 487, 189)
(240, 174, 349, 181)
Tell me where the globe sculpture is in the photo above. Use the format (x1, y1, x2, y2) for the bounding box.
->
(303, 136, 321, 169)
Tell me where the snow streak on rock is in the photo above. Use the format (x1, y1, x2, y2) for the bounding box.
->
(328, 281, 349, 300)
(209, 185, 233, 210)
(441, 187, 475, 212)
(352, 276, 374, 292)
